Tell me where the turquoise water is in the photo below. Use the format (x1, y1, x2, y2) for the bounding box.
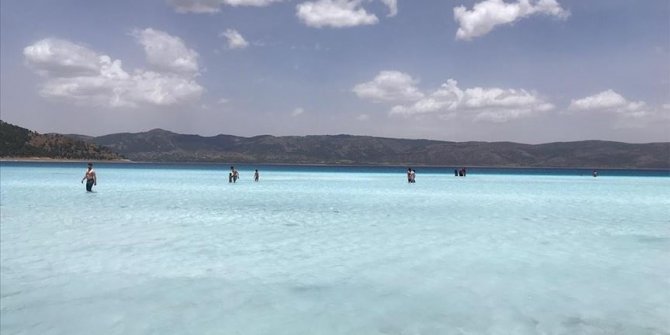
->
(1, 163, 669, 334)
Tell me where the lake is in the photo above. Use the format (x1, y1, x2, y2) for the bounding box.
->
(1, 162, 669, 334)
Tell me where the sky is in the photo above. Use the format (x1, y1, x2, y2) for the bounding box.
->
(1, 0, 668, 143)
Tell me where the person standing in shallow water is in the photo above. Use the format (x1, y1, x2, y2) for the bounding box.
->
(254, 169, 259, 182)
(81, 162, 96, 192)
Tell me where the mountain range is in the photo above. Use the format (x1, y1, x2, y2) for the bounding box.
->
(2, 120, 668, 168)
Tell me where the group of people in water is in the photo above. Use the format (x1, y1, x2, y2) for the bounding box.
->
(81, 163, 260, 192)
(408, 167, 468, 183)
(81, 163, 467, 192)
(228, 166, 260, 183)
(81, 162, 600, 192)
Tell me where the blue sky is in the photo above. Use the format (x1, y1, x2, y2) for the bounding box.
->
(1, 0, 668, 143)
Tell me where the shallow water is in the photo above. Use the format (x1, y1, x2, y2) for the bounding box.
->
(1, 163, 669, 334)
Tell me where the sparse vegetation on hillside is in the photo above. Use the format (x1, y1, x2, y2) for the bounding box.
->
(0, 120, 123, 160)
(90, 128, 670, 168)
(2, 121, 668, 168)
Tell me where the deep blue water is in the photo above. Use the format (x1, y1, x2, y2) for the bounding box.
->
(2, 161, 668, 177)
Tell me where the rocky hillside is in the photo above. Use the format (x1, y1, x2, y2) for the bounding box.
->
(88, 128, 670, 168)
(0, 121, 123, 160)
(3, 121, 667, 168)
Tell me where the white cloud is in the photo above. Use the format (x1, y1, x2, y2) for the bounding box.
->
(23, 33, 203, 108)
(132, 28, 199, 74)
(296, 0, 379, 28)
(380, 0, 397, 17)
(291, 107, 305, 117)
(168, 0, 224, 13)
(23, 39, 101, 77)
(221, 29, 249, 49)
(454, 0, 570, 40)
(568, 89, 656, 126)
(128, 71, 202, 106)
(569, 89, 637, 111)
(567, 90, 670, 129)
(217, 98, 230, 104)
(352, 71, 424, 103)
(168, 0, 281, 13)
(355, 72, 553, 123)
(393, 82, 553, 122)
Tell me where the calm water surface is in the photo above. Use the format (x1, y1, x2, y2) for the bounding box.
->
(1, 163, 669, 334)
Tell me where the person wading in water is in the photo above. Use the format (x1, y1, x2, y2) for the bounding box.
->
(81, 162, 97, 192)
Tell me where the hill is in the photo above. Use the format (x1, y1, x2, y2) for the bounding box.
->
(87, 128, 670, 168)
(3, 121, 667, 168)
(0, 121, 123, 160)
